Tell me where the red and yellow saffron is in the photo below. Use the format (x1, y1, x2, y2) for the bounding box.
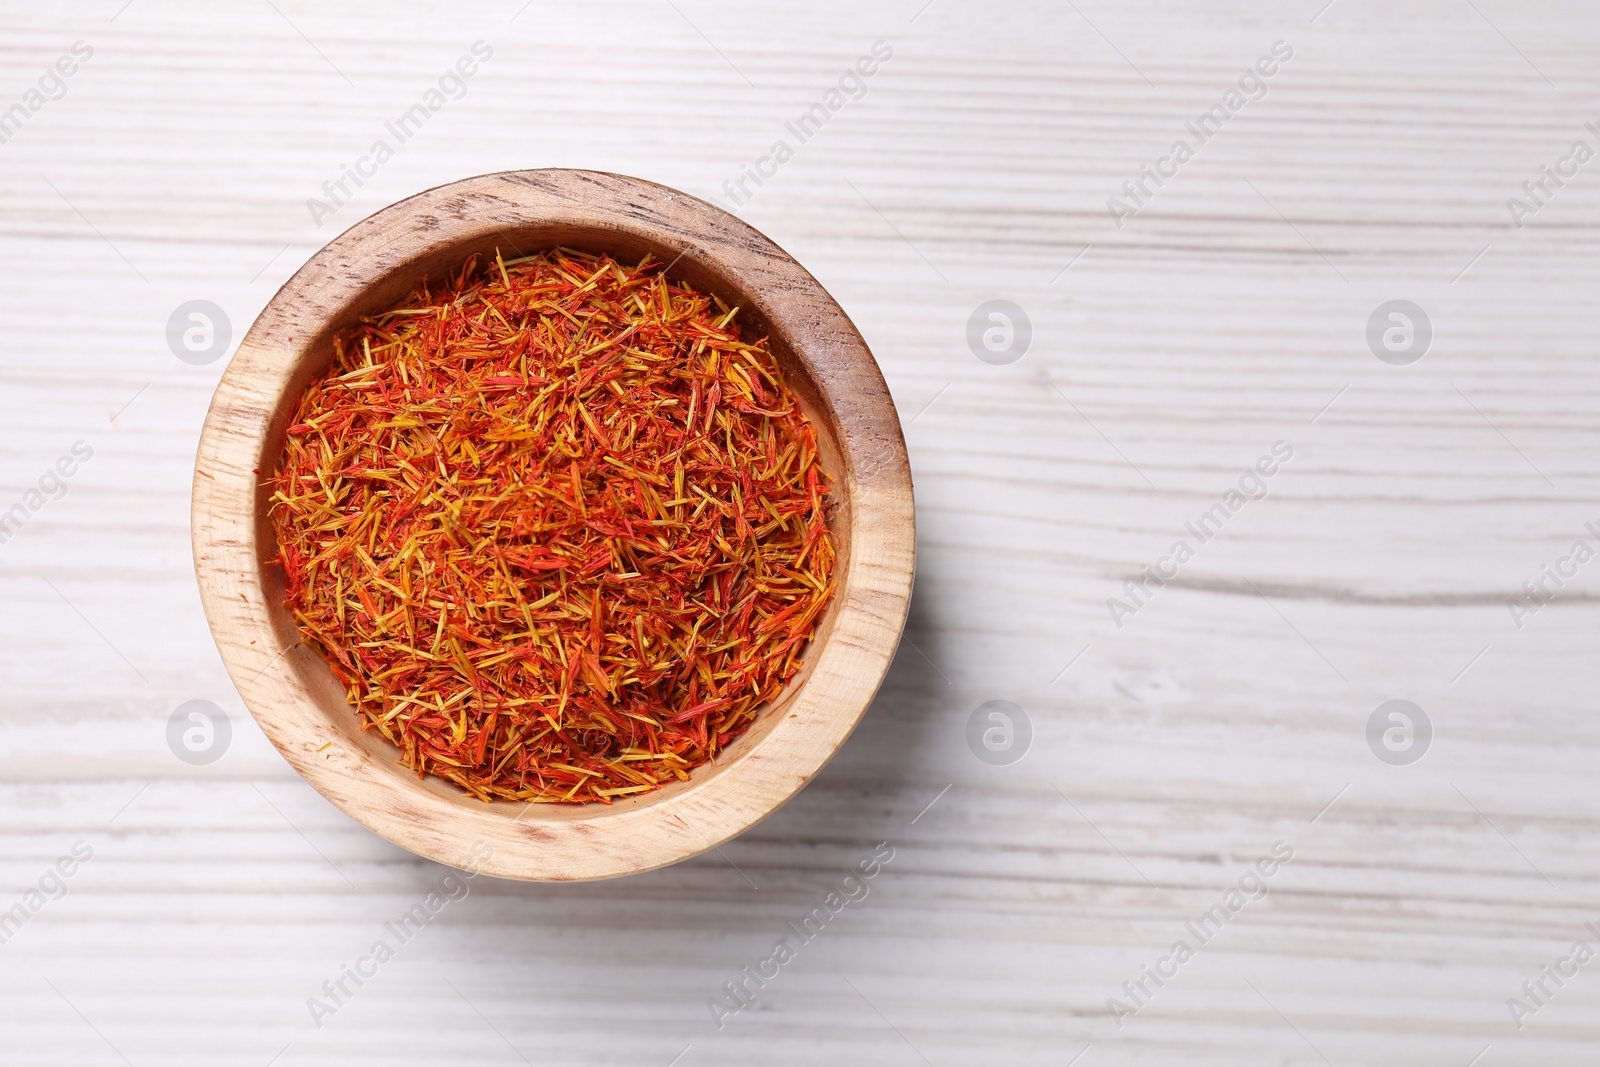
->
(268, 249, 835, 803)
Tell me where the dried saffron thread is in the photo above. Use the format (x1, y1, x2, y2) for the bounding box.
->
(267, 248, 836, 803)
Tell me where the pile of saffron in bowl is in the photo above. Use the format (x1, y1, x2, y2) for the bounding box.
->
(267, 249, 835, 803)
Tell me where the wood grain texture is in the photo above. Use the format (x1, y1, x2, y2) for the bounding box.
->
(1, 0, 1599, 1063)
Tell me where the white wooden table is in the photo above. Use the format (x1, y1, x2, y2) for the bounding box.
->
(2, 1, 1597, 1063)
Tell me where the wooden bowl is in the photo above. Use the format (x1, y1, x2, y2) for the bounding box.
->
(191, 170, 915, 881)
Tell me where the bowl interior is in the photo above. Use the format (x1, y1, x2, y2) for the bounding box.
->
(253, 221, 854, 822)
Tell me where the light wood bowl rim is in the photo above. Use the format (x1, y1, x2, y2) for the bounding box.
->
(191, 169, 915, 881)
